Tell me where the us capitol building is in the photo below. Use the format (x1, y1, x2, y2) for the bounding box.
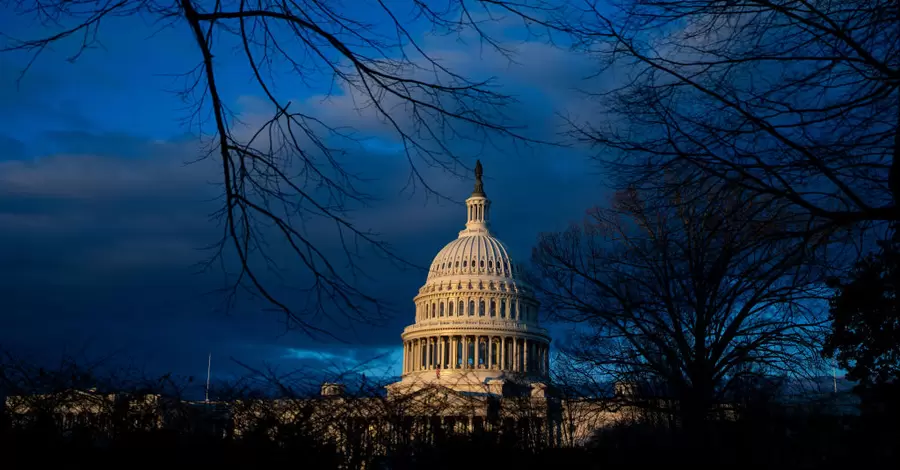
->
(388, 160, 551, 396)
(4, 162, 625, 455)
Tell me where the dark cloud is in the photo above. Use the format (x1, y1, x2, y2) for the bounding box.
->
(0, 18, 606, 386)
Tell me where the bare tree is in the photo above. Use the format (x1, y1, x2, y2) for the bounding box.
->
(530, 184, 826, 429)
(0, 0, 548, 335)
(543, 0, 899, 249)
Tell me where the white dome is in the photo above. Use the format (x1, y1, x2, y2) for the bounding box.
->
(394, 160, 551, 394)
(426, 234, 521, 281)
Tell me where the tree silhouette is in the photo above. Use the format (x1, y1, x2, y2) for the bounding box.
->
(526, 0, 899, 249)
(0, 0, 544, 336)
(824, 237, 900, 410)
(531, 183, 826, 430)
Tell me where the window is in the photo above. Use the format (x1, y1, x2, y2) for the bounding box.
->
(455, 261, 459, 267)
(500, 299, 506, 318)
(469, 300, 475, 316)
(479, 299, 485, 316)
(480, 259, 485, 268)
(440, 302, 445, 317)
(432, 303, 436, 318)
(463, 260, 467, 267)
(488, 260, 493, 269)
(490, 299, 496, 317)
(448, 302, 454, 316)
(459, 300, 465, 315)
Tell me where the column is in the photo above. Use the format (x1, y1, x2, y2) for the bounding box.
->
(488, 338, 494, 369)
(500, 337, 506, 371)
(538, 344, 543, 374)
(450, 336, 456, 369)
(474, 336, 480, 369)
(514, 339, 519, 372)
(524, 339, 529, 373)
(447, 336, 456, 369)
(462, 336, 469, 368)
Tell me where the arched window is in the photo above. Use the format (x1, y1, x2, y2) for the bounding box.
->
(432, 302, 436, 318)
(469, 300, 475, 316)
(459, 300, 465, 315)
(448, 301, 454, 316)
(439, 302, 445, 317)
(500, 299, 506, 318)
(479, 299, 485, 316)
(490, 299, 496, 317)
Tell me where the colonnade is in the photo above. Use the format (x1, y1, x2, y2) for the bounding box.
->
(416, 296, 535, 322)
(403, 335, 549, 376)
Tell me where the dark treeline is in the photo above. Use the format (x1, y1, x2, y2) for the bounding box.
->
(0, 349, 895, 469)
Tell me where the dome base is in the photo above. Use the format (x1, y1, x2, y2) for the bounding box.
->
(388, 369, 547, 397)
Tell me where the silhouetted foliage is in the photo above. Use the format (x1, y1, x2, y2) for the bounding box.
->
(531, 184, 827, 431)
(531, 0, 900, 251)
(2, 346, 896, 468)
(824, 237, 900, 420)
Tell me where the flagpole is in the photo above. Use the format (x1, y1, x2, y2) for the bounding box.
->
(833, 356, 837, 394)
(205, 353, 211, 403)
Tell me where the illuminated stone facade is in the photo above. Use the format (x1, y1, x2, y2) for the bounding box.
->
(389, 161, 551, 395)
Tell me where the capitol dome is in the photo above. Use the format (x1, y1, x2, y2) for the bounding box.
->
(392, 161, 551, 394)
(427, 234, 521, 281)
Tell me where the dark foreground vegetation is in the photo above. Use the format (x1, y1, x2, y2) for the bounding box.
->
(0, 353, 896, 470)
(1, 401, 895, 469)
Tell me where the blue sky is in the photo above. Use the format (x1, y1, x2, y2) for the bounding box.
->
(0, 1, 612, 393)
